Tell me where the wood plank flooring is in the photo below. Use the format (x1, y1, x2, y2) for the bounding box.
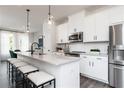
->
(0, 61, 111, 88)
(80, 75, 110, 88)
(0, 61, 10, 88)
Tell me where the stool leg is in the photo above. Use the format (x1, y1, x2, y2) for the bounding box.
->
(23, 74, 25, 88)
(41, 85, 44, 88)
(11, 65, 14, 85)
(54, 79, 56, 88)
(8, 63, 12, 87)
(8, 63, 10, 81)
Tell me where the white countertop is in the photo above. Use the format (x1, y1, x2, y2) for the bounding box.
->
(80, 53, 108, 57)
(16, 52, 80, 66)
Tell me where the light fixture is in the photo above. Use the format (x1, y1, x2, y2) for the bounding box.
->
(26, 9, 30, 32)
(48, 5, 54, 25)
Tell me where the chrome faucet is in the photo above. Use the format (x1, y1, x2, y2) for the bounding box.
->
(31, 42, 39, 55)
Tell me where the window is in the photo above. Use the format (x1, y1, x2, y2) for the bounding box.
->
(0, 31, 29, 61)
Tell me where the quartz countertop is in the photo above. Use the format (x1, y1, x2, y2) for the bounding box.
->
(79, 52, 108, 57)
(15, 52, 80, 66)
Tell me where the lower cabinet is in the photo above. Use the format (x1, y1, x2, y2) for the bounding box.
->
(80, 55, 108, 83)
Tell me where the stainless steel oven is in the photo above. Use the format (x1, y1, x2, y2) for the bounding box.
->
(109, 23, 124, 87)
(69, 32, 83, 43)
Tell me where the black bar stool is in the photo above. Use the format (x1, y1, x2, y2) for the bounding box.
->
(17, 65, 39, 87)
(11, 61, 28, 87)
(27, 71, 56, 88)
(7, 58, 22, 83)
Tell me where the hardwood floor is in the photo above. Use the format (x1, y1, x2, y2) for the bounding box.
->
(80, 75, 111, 88)
(0, 61, 110, 88)
(0, 61, 10, 88)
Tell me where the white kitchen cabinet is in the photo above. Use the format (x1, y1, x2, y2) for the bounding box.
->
(84, 10, 109, 42)
(108, 6, 124, 24)
(68, 11, 85, 35)
(56, 23, 68, 43)
(80, 55, 91, 75)
(43, 22, 56, 53)
(92, 57, 108, 82)
(95, 10, 109, 41)
(83, 14, 96, 42)
(80, 55, 108, 83)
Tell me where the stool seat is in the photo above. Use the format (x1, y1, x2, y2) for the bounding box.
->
(13, 62, 28, 68)
(8, 58, 21, 63)
(7, 58, 17, 61)
(18, 65, 38, 74)
(27, 71, 54, 86)
(9, 59, 22, 64)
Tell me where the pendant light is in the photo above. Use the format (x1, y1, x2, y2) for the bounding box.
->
(26, 9, 30, 32)
(48, 5, 54, 25)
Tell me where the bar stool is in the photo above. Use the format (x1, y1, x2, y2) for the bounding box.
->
(27, 71, 56, 88)
(7, 58, 18, 62)
(17, 65, 39, 87)
(7, 58, 22, 82)
(11, 61, 28, 87)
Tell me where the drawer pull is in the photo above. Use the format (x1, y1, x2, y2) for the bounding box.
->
(83, 56, 87, 58)
(97, 58, 102, 60)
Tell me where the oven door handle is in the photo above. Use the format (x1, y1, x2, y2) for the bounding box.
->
(114, 66, 124, 70)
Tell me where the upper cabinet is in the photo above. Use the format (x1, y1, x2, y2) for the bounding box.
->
(43, 22, 56, 53)
(68, 11, 85, 35)
(56, 6, 124, 44)
(84, 10, 109, 42)
(108, 6, 124, 24)
(95, 10, 109, 42)
(83, 13, 96, 42)
(56, 23, 68, 44)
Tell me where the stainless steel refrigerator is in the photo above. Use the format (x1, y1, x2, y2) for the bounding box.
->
(109, 23, 124, 88)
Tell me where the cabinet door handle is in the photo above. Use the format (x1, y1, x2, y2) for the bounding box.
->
(93, 36, 95, 40)
(89, 61, 91, 66)
(92, 62, 94, 67)
(83, 56, 87, 58)
(97, 58, 102, 60)
(61, 39, 63, 42)
(74, 28, 77, 32)
(94, 36, 97, 40)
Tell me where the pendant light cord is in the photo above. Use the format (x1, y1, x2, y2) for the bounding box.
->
(26, 9, 30, 31)
(48, 5, 51, 20)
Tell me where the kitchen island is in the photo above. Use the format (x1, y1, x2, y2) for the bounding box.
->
(16, 52, 80, 88)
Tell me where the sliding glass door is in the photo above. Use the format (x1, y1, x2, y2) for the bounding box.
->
(0, 31, 29, 61)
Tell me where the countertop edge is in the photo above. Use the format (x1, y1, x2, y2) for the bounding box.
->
(16, 52, 80, 66)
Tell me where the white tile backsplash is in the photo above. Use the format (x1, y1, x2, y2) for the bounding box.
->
(69, 42, 109, 54)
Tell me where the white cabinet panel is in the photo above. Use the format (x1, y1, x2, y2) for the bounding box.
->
(84, 10, 109, 42)
(80, 55, 91, 75)
(83, 14, 96, 42)
(92, 57, 108, 82)
(80, 55, 108, 83)
(56, 23, 68, 43)
(43, 22, 56, 53)
(68, 11, 85, 35)
(95, 10, 109, 41)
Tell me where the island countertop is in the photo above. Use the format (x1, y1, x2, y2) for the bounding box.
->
(15, 52, 80, 66)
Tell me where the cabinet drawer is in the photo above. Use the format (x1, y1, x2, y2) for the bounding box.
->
(95, 57, 108, 62)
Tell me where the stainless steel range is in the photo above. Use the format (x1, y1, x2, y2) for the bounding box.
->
(109, 23, 124, 88)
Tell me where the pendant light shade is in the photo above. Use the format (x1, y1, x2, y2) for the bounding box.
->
(26, 9, 30, 32)
(48, 5, 54, 25)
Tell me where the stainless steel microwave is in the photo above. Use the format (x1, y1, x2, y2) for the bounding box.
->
(69, 32, 83, 43)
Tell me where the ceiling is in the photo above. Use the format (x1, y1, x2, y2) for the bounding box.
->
(0, 5, 108, 32)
